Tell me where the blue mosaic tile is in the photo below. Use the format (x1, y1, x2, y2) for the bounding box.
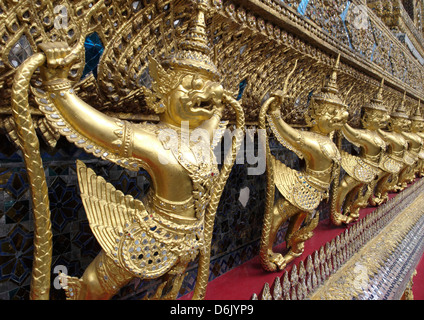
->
(4, 199, 30, 224)
(82, 32, 104, 79)
(72, 220, 101, 259)
(5, 169, 29, 200)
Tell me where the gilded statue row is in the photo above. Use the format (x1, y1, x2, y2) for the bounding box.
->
(9, 0, 424, 300)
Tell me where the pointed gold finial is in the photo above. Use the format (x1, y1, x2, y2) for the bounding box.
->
(411, 99, 424, 122)
(162, 0, 219, 79)
(322, 54, 340, 94)
(391, 91, 409, 119)
(365, 78, 388, 112)
(180, 1, 210, 55)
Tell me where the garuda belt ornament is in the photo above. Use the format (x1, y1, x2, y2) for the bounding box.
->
(259, 55, 348, 271)
(11, 0, 244, 300)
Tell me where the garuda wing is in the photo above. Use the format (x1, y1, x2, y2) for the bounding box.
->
(76, 159, 144, 261)
(76, 160, 201, 279)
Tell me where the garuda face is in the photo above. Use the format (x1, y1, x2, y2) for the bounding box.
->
(389, 116, 410, 133)
(164, 72, 224, 128)
(362, 109, 389, 130)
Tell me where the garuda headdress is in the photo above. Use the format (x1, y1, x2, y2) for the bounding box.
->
(311, 54, 347, 110)
(143, 0, 220, 113)
(364, 79, 388, 112)
(410, 100, 424, 122)
(307, 54, 346, 125)
(391, 91, 409, 120)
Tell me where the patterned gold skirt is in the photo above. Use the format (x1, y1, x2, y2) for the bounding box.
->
(340, 151, 377, 183)
(272, 156, 327, 213)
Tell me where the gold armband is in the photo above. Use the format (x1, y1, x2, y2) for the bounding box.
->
(114, 120, 134, 159)
(43, 79, 73, 92)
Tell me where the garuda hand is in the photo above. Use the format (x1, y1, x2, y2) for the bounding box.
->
(38, 42, 80, 82)
(268, 90, 285, 113)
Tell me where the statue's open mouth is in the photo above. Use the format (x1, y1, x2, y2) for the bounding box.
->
(194, 99, 212, 110)
(184, 80, 223, 117)
(189, 94, 220, 116)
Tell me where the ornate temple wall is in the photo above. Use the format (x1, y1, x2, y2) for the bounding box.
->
(1, 131, 338, 299)
(1, 0, 424, 300)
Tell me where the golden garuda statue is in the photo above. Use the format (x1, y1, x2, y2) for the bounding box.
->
(376, 94, 410, 197)
(11, 0, 244, 300)
(399, 103, 424, 186)
(413, 101, 424, 177)
(355, 89, 407, 208)
(330, 79, 391, 225)
(329, 80, 389, 226)
(259, 55, 348, 272)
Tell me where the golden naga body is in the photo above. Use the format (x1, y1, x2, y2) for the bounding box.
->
(12, 1, 244, 300)
(376, 99, 410, 198)
(259, 56, 348, 271)
(330, 80, 388, 226)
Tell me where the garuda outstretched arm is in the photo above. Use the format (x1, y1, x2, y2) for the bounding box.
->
(37, 42, 159, 172)
(265, 97, 306, 161)
(342, 123, 364, 146)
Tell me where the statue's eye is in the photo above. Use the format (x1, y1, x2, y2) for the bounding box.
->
(192, 78, 204, 90)
(325, 107, 335, 115)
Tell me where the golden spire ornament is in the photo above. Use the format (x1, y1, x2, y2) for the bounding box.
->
(163, 0, 219, 79)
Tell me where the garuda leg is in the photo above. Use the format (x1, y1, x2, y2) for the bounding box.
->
(373, 172, 392, 205)
(331, 174, 362, 226)
(61, 250, 134, 300)
(285, 210, 319, 265)
(262, 197, 299, 271)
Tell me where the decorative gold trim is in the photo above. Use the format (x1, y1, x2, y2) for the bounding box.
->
(310, 192, 424, 300)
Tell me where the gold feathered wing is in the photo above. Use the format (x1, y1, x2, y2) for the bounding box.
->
(76, 159, 139, 258)
(76, 160, 200, 279)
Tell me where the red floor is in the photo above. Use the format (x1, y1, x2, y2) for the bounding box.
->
(181, 181, 424, 300)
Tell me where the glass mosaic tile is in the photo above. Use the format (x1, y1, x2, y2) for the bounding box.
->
(82, 32, 104, 79)
(8, 35, 33, 68)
